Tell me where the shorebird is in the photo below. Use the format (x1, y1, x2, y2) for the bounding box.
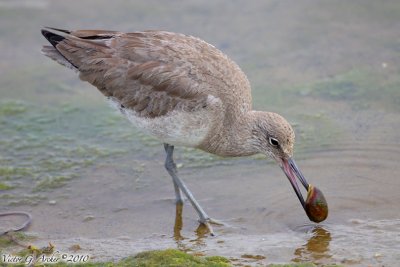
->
(41, 27, 310, 235)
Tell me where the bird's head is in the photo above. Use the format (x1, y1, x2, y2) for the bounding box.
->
(252, 111, 309, 209)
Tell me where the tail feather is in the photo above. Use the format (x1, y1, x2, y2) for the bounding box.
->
(41, 45, 77, 71)
(41, 27, 120, 73)
(41, 29, 65, 48)
(44, 27, 71, 34)
(41, 29, 78, 70)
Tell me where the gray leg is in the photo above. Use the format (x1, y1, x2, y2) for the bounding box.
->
(164, 143, 217, 235)
(164, 144, 184, 205)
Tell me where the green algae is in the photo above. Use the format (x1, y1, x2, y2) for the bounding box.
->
(0, 182, 13, 190)
(0, 97, 230, 207)
(0, 100, 128, 205)
(0, 232, 36, 256)
(34, 174, 77, 192)
(0, 167, 31, 179)
(179, 147, 232, 168)
(302, 69, 373, 101)
(0, 249, 231, 267)
(268, 264, 316, 267)
(292, 112, 343, 155)
(0, 100, 27, 116)
(268, 264, 342, 267)
(0, 194, 46, 206)
(299, 68, 400, 112)
(0, 246, 345, 267)
(120, 249, 231, 267)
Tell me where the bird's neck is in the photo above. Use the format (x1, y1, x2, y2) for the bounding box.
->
(197, 110, 261, 157)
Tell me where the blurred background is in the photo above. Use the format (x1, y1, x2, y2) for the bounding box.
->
(1, 0, 399, 265)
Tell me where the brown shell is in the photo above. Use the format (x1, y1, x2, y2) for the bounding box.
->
(305, 185, 328, 223)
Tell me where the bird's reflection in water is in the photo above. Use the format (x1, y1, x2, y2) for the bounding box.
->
(173, 203, 184, 241)
(292, 226, 332, 264)
(173, 203, 208, 253)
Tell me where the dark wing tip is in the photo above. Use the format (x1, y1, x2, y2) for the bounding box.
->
(41, 29, 65, 48)
(44, 27, 71, 34)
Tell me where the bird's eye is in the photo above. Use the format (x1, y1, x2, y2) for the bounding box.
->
(269, 137, 279, 147)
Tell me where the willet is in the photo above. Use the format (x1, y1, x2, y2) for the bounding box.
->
(41, 27, 311, 235)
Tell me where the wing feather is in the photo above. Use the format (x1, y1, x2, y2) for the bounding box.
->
(42, 28, 251, 118)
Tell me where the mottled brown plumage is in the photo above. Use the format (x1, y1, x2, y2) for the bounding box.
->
(44, 29, 249, 119)
(41, 28, 294, 158)
(41, 28, 315, 234)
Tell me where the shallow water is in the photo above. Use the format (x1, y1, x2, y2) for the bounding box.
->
(1, 0, 400, 266)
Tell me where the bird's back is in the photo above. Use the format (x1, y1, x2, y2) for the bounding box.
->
(42, 29, 252, 117)
(42, 28, 254, 151)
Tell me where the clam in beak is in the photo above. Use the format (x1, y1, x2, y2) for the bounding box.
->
(280, 157, 309, 210)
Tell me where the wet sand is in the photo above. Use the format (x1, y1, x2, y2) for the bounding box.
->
(1, 0, 400, 266)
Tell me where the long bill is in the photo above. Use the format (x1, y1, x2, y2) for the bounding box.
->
(280, 157, 309, 209)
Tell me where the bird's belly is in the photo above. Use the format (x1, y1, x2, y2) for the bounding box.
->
(110, 102, 212, 147)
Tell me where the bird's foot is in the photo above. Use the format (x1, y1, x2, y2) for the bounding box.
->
(206, 217, 225, 226)
(198, 217, 225, 236)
